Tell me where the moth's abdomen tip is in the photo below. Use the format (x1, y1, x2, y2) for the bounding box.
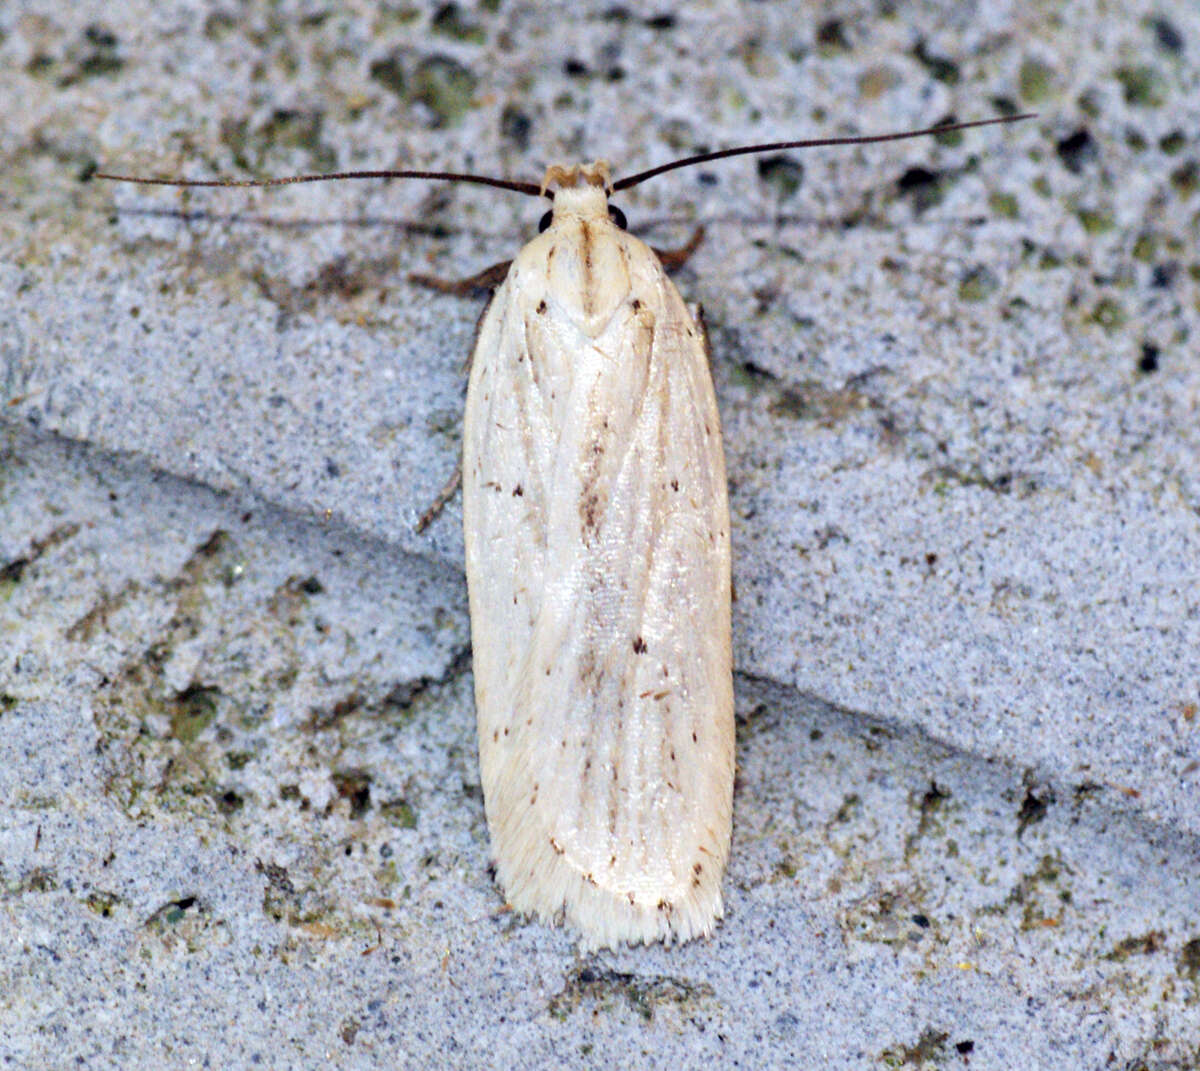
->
(493, 842, 727, 949)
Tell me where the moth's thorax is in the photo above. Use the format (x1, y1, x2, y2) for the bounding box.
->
(516, 159, 651, 337)
(550, 184, 610, 223)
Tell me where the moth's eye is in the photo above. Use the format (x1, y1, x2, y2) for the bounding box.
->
(537, 209, 553, 233)
(608, 204, 628, 230)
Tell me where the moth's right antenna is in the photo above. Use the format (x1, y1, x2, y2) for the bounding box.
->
(613, 113, 1037, 191)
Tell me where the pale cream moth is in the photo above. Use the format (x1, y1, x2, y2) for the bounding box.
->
(97, 112, 1032, 949)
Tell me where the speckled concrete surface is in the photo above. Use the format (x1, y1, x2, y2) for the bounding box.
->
(2, 2, 1198, 1068)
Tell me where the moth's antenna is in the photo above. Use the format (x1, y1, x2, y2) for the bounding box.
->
(94, 166, 543, 198)
(611, 113, 1037, 192)
(95, 114, 1034, 201)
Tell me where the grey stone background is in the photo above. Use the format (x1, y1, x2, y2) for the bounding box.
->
(2, 1, 1198, 1067)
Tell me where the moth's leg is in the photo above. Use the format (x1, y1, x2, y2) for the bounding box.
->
(411, 261, 505, 530)
(409, 260, 512, 295)
(690, 302, 715, 368)
(416, 460, 463, 533)
(653, 226, 705, 271)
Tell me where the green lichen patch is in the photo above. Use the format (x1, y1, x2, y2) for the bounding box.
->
(412, 56, 479, 127)
(925, 465, 1036, 497)
(36, 24, 126, 87)
(1159, 130, 1187, 155)
(1, 523, 80, 598)
(1114, 64, 1167, 108)
(756, 155, 804, 199)
(999, 853, 1074, 932)
(140, 896, 211, 955)
(500, 104, 532, 150)
(1178, 937, 1200, 981)
(257, 109, 338, 173)
(547, 966, 716, 1023)
(1076, 207, 1115, 235)
(85, 890, 124, 918)
(1019, 57, 1057, 104)
(5, 867, 58, 895)
(1132, 231, 1158, 262)
(381, 798, 418, 830)
(169, 684, 222, 743)
(958, 265, 1000, 302)
(842, 886, 934, 949)
(1016, 784, 1054, 837)
(880, 1027, 951, 1068)
(1170, 159, 1199, 198)
(988, 191, 1020, 219)
(815, 18, 852, 56)
(332, 769, 372, 820)
(257, 859, 334, 926)
(857, 64, 900, 100)
(369, 52, 407, 97)
(765, 378, 880, 427)
(895, 166, 945, 212)
(1089, 297, 1127, 331)
(431, 3, 486, 44)
(912, 41, 960, 85)
(1104, 930, 1166, 961)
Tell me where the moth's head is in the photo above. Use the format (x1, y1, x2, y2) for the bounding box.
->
(539, 160, 612, 197)
(538, 160, 627, 231)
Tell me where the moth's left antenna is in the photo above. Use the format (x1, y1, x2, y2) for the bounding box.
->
(94, 165, 543, 198)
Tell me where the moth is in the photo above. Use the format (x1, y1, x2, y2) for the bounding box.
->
(98, 112, 1031, 949)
